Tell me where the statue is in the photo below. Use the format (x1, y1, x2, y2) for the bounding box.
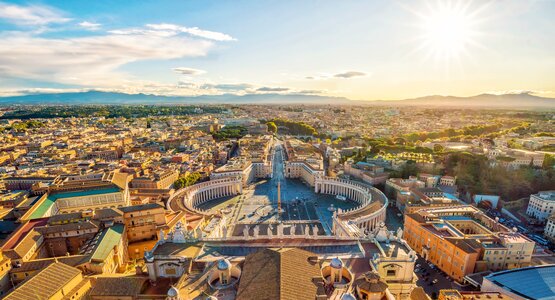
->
(267, 225, 273, 237)
(243, 226, 250, 238)
(305, 224, 310, 237)
(173, 227, 186, 243)
(253, 225, 260, 238)
(277, 223, 284, 237)
(312, 225, 319, 236)
(396, 228, 403, 240)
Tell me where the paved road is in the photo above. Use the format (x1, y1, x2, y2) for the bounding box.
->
(414, 256, 475, 296)
(385, 205, 404, 231)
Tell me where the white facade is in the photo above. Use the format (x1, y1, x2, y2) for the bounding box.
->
(526, 191, 555, 222)
(544, 216, 555, 242)
(285, 161, 324, 187)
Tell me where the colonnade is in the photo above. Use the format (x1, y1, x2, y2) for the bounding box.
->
(314, 177, 370, 206)
(171, 177, 243, 214)
(315, 177, 388, 236)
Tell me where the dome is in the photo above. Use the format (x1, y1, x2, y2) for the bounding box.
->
(167, 286, 179, 297)
(330, 257, 343, 269)
(341, 293, 357, 300)
(217, 258, 232, 271)
(363, 271, 381, 283)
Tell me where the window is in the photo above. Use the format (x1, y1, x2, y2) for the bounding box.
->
(387, 270, 396, 277)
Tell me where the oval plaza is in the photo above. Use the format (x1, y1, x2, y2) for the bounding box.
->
(148, 137, 421, 300)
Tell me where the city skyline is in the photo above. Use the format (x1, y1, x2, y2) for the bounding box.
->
(0, 0, 554, 101)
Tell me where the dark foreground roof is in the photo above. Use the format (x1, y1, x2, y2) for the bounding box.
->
(236, 248, 322, 300)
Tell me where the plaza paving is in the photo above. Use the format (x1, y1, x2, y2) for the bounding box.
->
(196, 141, 358, 236)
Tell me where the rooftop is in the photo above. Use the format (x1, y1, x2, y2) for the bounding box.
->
(28, 186, 121, 219)
(90, 224, 124, 262)
(484, 264, 555, 299)
(236, 248, 322, 300)
(4, 262, 82, 300)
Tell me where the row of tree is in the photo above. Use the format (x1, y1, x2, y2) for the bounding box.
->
(443, 152, 555, 201)
(4, 120, 45, 132)
(212, 125, 248, 141)
(268, 118, 317, 136)
(173, 172, 202, 189)
(1, 105, 226, 119)
(402, 123, 507, 142)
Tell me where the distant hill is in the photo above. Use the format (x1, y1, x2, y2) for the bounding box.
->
(0, 91, 350, 105)
(369, 93, 555, 109)
(0, 90, 554, 109)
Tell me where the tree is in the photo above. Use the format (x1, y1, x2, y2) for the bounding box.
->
(174, 172, 202, 189)
(544, 154, 555, 170)
(266, 121, 277, 134)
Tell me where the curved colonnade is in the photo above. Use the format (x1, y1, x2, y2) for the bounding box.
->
(315, 177, 388, 234)
(169, 175, 387, 237)
(170, 177, 243, 215)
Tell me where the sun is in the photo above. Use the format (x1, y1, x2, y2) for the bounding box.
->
(413, 1, 482, 63)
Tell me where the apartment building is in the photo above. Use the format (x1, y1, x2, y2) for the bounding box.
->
(404, 206, 535, 282)
(284, 138, 324, 186)
(130, 169, 179, 189)
(526, 191, 555, 223)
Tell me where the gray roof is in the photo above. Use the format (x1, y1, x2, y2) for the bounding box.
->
(118, 203, 163, 213)
(484, 264, 555, 299)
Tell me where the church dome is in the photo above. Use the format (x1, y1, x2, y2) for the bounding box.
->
(330, 257, 343, 269)
(167, 286, 179, 297)
(217, 258, 232, 271)
(341, 293, 357, 300)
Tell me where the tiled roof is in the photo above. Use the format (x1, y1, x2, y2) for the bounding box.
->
(36, 220, 98, 235)
(4, 262, 82, 300)
(14, 255, 89, 273)
(236, 248, 322, 300)
(89, 276, 148, 296)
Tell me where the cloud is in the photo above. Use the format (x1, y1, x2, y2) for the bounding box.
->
(298, 89, 323, 94)
(0, 87, 88, 97)
(110, 23, 236, 41)
(304, 71, 367, 80)
(209, 83, 253, 90)
(173, 67, 206, 76)
(177, 82, 254, 92)
(0, 30, 214, 88)
(334, 71, 366, 78)
(0, 2, 71, 26)
(78, 21, 101, 31)
(485, 89, 554, 96)
(256, 87, 290, 92)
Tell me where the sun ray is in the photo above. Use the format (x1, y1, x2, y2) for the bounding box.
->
(401, 0, 491, 71)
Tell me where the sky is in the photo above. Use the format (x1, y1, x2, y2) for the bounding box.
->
(0, 0, 554, 100)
